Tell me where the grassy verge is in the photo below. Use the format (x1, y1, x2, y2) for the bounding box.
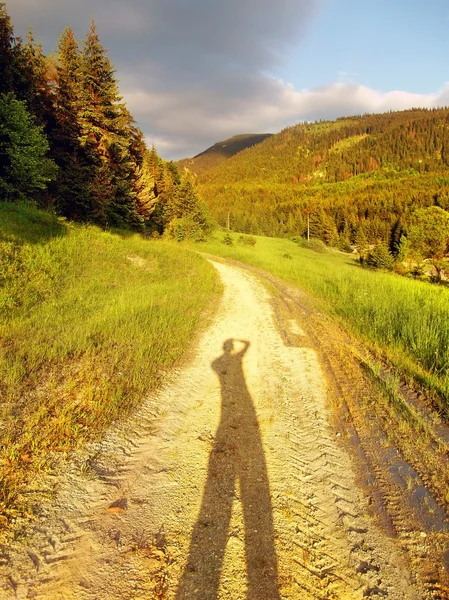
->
(189, 232, 449, 411)
(0, 202, 220, 525)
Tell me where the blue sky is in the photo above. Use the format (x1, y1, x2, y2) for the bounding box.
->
(7, 0, 449, 159)
(282, 0, 449, 94)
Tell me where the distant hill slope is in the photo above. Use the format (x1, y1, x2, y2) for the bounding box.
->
(195, 108, 449, 247)
(177, 133, 272, 175)
(199, 109, 449, 185)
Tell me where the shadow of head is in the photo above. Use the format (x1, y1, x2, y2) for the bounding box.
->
(223, 339, 234, 354)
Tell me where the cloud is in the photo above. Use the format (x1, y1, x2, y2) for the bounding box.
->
(7, 0, 321, 155)
(6, 1, 449, 159)
(8, 0, 320, 70)
(123, 77, 447, 159)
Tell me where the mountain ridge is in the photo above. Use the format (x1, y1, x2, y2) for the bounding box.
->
(198, 108, 449, 185)
(177, 133, 272, 175)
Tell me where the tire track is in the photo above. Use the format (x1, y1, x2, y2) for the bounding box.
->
(232, 258, 449, 599)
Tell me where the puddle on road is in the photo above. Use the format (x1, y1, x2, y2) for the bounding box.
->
(352, 360, 449, 533)
(384, 446, 448, 532)
(340, 391, 448, 535)
(347, 414, 449, 572)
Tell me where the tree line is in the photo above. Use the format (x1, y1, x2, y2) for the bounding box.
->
(0, 4, 211, 238)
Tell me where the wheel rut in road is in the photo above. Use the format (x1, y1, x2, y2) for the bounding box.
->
(1, 258, 443, 599)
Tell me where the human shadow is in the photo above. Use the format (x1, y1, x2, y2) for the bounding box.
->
(176, 339, 280, 600)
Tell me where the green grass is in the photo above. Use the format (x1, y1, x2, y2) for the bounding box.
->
(190, 231, 449, 409)
(0, 202, 220, 524)
(329, 134, 367, 153)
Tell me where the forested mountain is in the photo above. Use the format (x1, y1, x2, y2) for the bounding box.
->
(0, 4, 210, 239)
(177, 133, 272, 175)
(195, 109, 449, 251)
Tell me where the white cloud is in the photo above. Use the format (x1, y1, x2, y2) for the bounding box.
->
(123, 78, 447, 159)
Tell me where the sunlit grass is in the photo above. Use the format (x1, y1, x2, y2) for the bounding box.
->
(191, 231, 449, 410)
(0, 202, 220, 523)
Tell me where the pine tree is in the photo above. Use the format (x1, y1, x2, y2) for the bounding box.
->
(0, 93, 57, 200)
(389, 218, 404, 256)
(0, 6, 52, 126)
(442, 134, 449, 167)
(366, 241, 395, 270)
(55, 28, 81, 147)
(50, 27, 92, 219)
(164, 170, 213, 240)
(0, 3, 15, 94)
(147, 149, 178, 232)
(355, 226, 370, 262)
(15, 30, 53, 127)
(133, 163, 156, 220)
(78, 21, 140, 227)
(127, 123, 157, 221)
(396, 235, 411, 266)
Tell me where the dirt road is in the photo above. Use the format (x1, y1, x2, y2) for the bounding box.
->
(2, 258, 447, 599)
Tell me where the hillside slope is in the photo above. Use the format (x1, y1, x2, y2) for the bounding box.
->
(177, 133, 272, 175)
(200, 109, 449, 185)
(197, 109, 449, 245)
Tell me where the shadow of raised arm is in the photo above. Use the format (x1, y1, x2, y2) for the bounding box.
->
(236, 339, 250, 357)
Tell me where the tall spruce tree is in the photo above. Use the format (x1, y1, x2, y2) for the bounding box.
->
(0, 3, 15, 94)
(0, 92, 57, 200)
(51, 27, 92, 219)
(0, 5, 56, 202)
(127, 116, 156, 221)
(0, 6, 52, 126)
(17, 31, 54, 128)
(78, 21, 140, 227)
(164, 169, 213, 240)
(147, 145, 177, 231)
(133, 162, 156, 220)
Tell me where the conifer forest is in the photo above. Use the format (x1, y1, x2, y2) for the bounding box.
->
(0, 3, 211, 239)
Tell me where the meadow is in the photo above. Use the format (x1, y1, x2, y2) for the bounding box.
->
(0, 202, 220, 523)
(191, 232, 449, 411)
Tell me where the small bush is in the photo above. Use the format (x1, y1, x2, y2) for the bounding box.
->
(294, 237, 327, 253)
(306, 238, 327, 253)
(238, 235, 257, 246)
(366, 243, 395, 270)
(294, 237, 308, 248)
(222, 232, 234, 245)
(411, 264, 424, 278)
